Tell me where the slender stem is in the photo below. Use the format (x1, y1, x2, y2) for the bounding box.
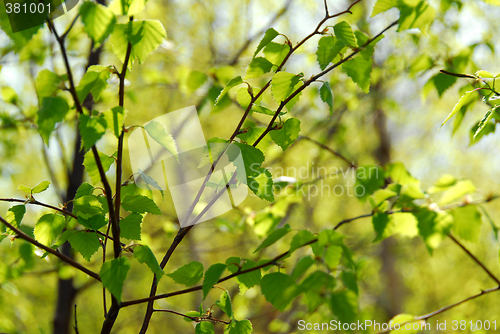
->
(448, 233, 500, 285)
(0, 216, 101, 281)
(298, 135, 356, 167)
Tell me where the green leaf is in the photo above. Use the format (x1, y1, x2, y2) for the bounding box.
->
(144, 120, 179, 161)
(291, 256, 315, 280)
(76, 65, 113, 102)
(371, 0, 399, 17)
(469, 119, 496, 145)
(289, 230, 316, 254)
(355, 166, 385, 201)
(226, 259, 261, 293)
(37, 97, 69, 144)
(254, 225, 292, 253)
(398, 1, 436, 34)
(73, 195, 103, 218)
(108, 0, 145, 16)
(329, 290, 358, 323)
(252, 105, 283, 117)
(110, 20, 166, 65)
(341, 271, 358, 295)
(263, 42, 290, 66)
(300, 270, 336, 311)
(195, 322, 215, 334)
(75, 183, 94, 199)
(120, 213, 143, 240)
(35, 69, 62, 100)
(451, 205, 482, 243)
(224, 320, 253, 334)
(79, 114, 107, 151)
(475, 70, 494, 78)
(414, 209, 453, 253)
(134, 245, 164, 279)
(100, 257, 131, 302)
(215, 290, 232, 318)
(34, 214, 65, 246)
(324, 245, 343, 268)
(77, 215, 107, 230)
(121, 195, 162, 215)
(245, 58, 273, 79)
(270, 118, 301, 151)
(440, 91, 475, 128)
(228, 143, 265, 178)
(320, 82, 334, 112)
(342, 55, 372, 93)
(438, 180, 475, 205)
(32, 181, 51, 194)
(254, 28, 279, 57)
(167, 261, 204, 286)
(17, 184, 32, 194)
(5, 205, 26, 228)
(202, 263, 227, 300)
(333, 21, 357, 48)
(355, 30, 384, 59)
(248, 168, 274, 202)
(80, 1, 116, 44)
(261, 272, 297, 311)
(271, 72, 302, 110)
(474, 107, 497, 138)
(102, 107, 125, 138)
(316, 36, 342, 70)
(83, 150, 115, 185)
(215, 76, 244, 105)
(69, 231, 101, 261)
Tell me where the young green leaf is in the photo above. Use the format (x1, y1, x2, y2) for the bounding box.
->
(316, 36, 342, 70)
(398, 1, 436, 34)
(440, 91, 475, 128)
(254, 225, 292, 253)
(333, 21, 357, 48)
(248, 168, 274, 202)
(5, 205, 26, 228)
(438, 180, 475, 205)
(195, 322, 215, 334)
(134, 245, 164, 279)
(144, 120, 179, 161)
(34, 214, 65, 246)
(121, 195, 162, 215)
(73, 195, 103, 218)
(102, 106, 125, 138)
(69, 231, 101, 261)
(451, 205, 482, 243)
(263, 42, 290, 66)
(167, 261, 204, 286)
(342, 55, 372, 93)
(83, 150, 115, 185)
(100, 257, 131, 302)
(260, 272, 298, 311)
(371, 0, 399, 17)
(270, 118, 301, 151)
(355, 166, 385, 201)
(110, 19, 166, 65)
(120, 213, 143, 240)
(109, 0, 145, 16)
(291, 256, 315, 280)
(202, 263, 227, 300)
(75, 183, 95, 199)
(226, 258, 261, 293)
(224, 320, 253, 334)
(77, 215, 107, 230)
(253, 28, 279, 57)
(271, 72, 301, 105)
(79, 114, 107, 151)
(32, 181, 51, 194)
(37, 97, 69, 144)
(329, 290, 358, 323)
(245, 58, 273, 79)
(320, 82, 334, 112)
(215, 290, 233, 318)
(289, 230, 316, 253)
(35, 69, 62, 100)
(80, 1, 116, 44)
(76, 65, 113, 102)
(474, 107, 497, 138)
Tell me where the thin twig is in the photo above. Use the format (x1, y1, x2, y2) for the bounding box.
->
(0, 216, 101, 281)
(73, 305, 79, 334)
(298, 135, 356, 167)
(448, 233, 500, 285)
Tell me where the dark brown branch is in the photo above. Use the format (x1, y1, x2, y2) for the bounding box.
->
(439, 69, 476, 79)
(152, 308, 231, 324)
(448, 233, 500, 285)
(0, 215, 101, 281)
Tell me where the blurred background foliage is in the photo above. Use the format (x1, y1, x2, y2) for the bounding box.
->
(1, 0, 500, 333)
